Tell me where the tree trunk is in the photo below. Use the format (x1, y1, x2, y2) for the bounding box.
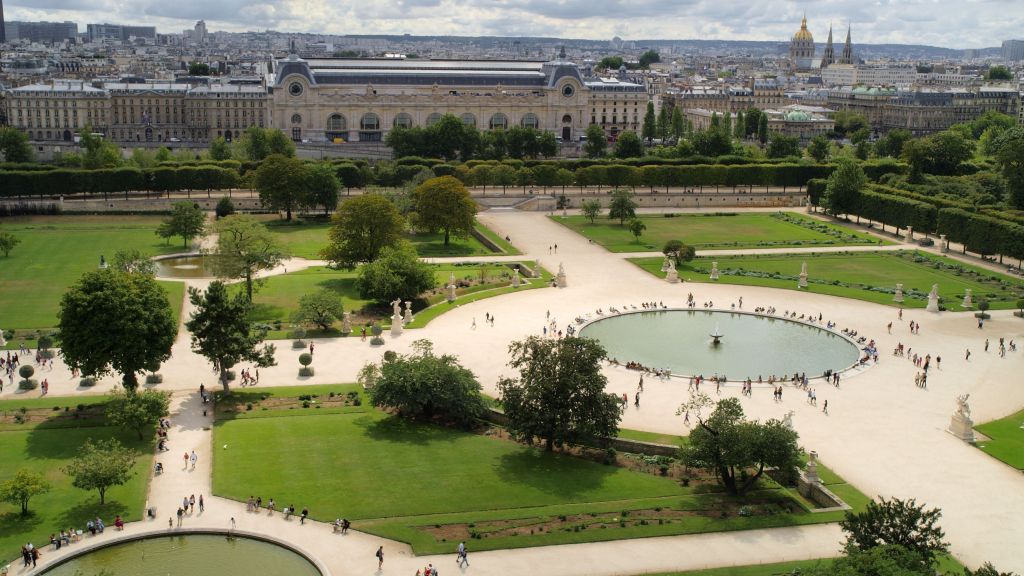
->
(444, 228, 450, 246)
(99, 487, 106, 504)
(245, 271, 254, 301)
(286, 207, 292, 221)
(220, 368, 231, 394)
(545, 437, 554, 451)
(122, 373, 138, 394)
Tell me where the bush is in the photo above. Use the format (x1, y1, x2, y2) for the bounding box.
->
(37, 335, 54, 350)
(18, 365, 34, 380)
(145, 373, 163, 384)
(370, 336, 385, 346)
(215, 197, 236, 218)
(19, 379, 38, 391)
(79, 377, 97, 387)
(298, 367, 315, 377)
(298, 353, 313, 367)
(292, 339, 306, 349)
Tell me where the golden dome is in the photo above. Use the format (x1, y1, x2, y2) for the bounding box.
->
(793, 16, 814, 42)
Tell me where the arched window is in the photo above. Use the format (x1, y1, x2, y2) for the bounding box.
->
(393, 113, 413, 129)
(561, 114, 572, 124)
(326, 114, 347, 131)
(291, 113, 302, 125)
(489, 113, 508, 130)
(360, 113, 380, 131)
(460, 113, 476, 127)
(520, 113, 539, 129)
(426, 112, 442, 127)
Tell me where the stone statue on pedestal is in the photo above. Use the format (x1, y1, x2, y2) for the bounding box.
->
(962, 288, 973, 309)
(446, 272, 457, 303)
(948, 394, 975, 442)
(512, 269, 520, 288)
(403, 301, 413, 324)
(805, 450, 821, 484)
(926, 284, 940, 313)
(533, 260, 542, 278)
(893, 283, 904, 303)
(709, 262, 719, 281)
(556, 263, 567, 287)
(940, 234, 948, 253)
(665, 260, 679, 284)
(341, 312, 352, 335)
(0, 328, 6, 347)
(798, 262, 808, 289)
(390, 299, 403, 337)
(782, 410, 795, 429)
(661, 257, 670, 272)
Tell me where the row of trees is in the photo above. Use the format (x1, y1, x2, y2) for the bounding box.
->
(0, 165, 240, 197)
(385, 115, 559, 161)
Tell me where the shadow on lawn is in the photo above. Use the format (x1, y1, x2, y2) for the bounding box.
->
(360, 415, 465, 446)
(494, 450, 617, 498)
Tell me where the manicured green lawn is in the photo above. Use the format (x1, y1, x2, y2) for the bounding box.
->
(260, 216, 509, 259)
(245, 262, 542, 333)
(630, 251, 1024, 312)
(644, 553, 964, 576)
(0, 215, 184, 336)
(553, 212, 886, 252)
(975, 409, 1024, 469)
(213, 408, 867, 554)
(0, 414, 154, 565)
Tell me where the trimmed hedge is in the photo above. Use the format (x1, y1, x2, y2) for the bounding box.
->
(0, 165, 240, 198)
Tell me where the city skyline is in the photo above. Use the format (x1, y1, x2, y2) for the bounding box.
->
(4, 0, 1021, 50)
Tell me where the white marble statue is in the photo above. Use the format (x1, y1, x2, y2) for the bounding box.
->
(709, 261, 720, 281)
(782, 410, 795, 429)
(341, 312, 352, 334)
(512, 268, 521, 288)
(403, 301, 413, 324)
(962, 288, 973, 308)
(955, 394, 971, 420)
(798, 261, 808, 289)
(926, 284, 940, 313)
(893, 283, 904, 303)
(391, 298, 402, 319)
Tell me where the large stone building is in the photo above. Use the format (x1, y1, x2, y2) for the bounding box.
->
(828, 85, 1021, 135)
(5, 79, 270, 143)
(270, 53, 645, 144)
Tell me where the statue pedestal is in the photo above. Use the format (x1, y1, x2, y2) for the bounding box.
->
(962, 289, 973, 309)
(947, 414, 976, 442)
(926, 296, 940, 313)
(798, 273, 808, 289)
(709, 262, 719, 281)
(940, 234, 948, 253)
(390, 315, 403, 337)
(446, 285, 456, 303)
(556, 272, 567, 288)
(512, 273, 520, 288)
(666, 269, 679, 284)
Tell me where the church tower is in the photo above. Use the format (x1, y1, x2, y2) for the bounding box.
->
(839, 25, 854, 64)
(821, 24, 835, 67)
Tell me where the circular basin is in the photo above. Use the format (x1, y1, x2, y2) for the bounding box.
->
(41, 534, 321, 576)
(154, 255, 216, 279)
(579, 310, 860, 380)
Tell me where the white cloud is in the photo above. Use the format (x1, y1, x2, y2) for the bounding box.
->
(4, 0, 1017, 48)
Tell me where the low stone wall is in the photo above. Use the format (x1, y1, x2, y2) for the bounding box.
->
(796, 471, 851, 512)
(1, 196, 266, 213)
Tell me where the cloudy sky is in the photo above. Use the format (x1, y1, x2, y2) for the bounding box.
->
(5, 0, 1019, 48)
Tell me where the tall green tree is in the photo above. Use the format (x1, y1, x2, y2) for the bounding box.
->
(757, 113, 769, 144)
(992, 127, 1024, 209)
(157, 201, 207, 247)
(608, 188, 638, 225)
(803, 545, 932, 576)
(642, 102, 657, 142)
(807, 134, 831, 162)
(840, 497, 949, 567)
(79, 129, 122, 169)
(986, 65, 1013, 81)
(671, 107, 685, 140)
(638, 50, 661, 68)
(239, 127, 295, 161)
(498, 336, 621, 451)
(767, 133, 800, 158)
(744, 108, 763, 137)
(58, 270, 176, 392)
(733, 110, 746, 140)
(321, 194, 405, 268)
(656, 106, 669, 140)
(186, 281, 276, 392)
(823, 157, 866, 216)
(414, 176, 477, 247)
(208, 136, 232, 160)
(0, 469, 51, 516)
(370, 340, 486, 428)
(355, 242, 436, 303)
(305, 162, 341, 215)
(62, 438, 137, 504)
(211, 215, 287, 301)
(692, 128, 733, 157)
(614, 130, 644, 158)
(680, 396, 800, 496)
(292, 289, 344, 331)
(581, 199, 602, 223)
(106, 389, 170, 440)
(112, 249, 156, 275)
(0, 127, 34, 163)
(255, 154, 308, 221)
(584, 124, 607, 158)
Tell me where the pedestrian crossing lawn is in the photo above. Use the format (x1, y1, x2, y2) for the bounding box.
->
(975, 408, 1024, 470)
(0, 215, 185, 335)
(0, 424, 154, 566)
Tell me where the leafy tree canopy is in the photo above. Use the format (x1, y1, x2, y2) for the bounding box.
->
(321, 194, 405, 268)
(62, 438, 137, 504)
(356, 241, 436, 303)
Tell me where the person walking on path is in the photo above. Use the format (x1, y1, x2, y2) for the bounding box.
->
(190, 450, 198, 470)
(823, 399, 829, 415)
(301, 507, 309, 525)
(199, 494, 204, 513)
(457, 541, 469, 567)
(176, 507, 184, 527)
(376, 546, 384, 570)
(966, 348, 971, 361)
(189, 494, 195, 513)
(183, 451, 189, 469)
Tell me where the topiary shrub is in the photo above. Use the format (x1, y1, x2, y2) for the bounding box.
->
(18, 365, 34, 380)
(37, 334, 53, 350)
(1015, 298, 1024, 319)
(145, 373, 163, 384)
(975, 299, 991, 319)
(79, 377, 96, 387)
(298, 353, 313, 367)
(299, 367, 315, 377)
(215, 197, 236, 219)
(19, 378, 38, 391)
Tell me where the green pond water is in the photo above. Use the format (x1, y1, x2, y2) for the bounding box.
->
(42, 534, 321, 576)
(579, 310, 861, 380)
